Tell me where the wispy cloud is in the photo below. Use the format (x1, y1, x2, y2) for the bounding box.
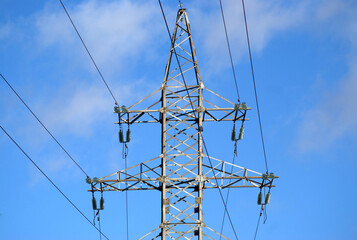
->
(189, 0, 307, 73)
(35, 0, 164, 72)
(5, 0, 357, 153)
(295, 0, 357, 152)
(0, 0, 162, 138)
(40, 83, 110, 137)
(0, 23, 11, 40)
(28, 153, 76, 186)
(297, 59, 357, 152)
(37, 78, 156, 137)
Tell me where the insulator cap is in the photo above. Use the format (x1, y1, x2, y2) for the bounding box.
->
(85, 177, 91, 184)
(100, 196, 105, 210)
(257, 192, 262, 205)
(93, 177, 101, 183)
(238, 126, 244, 140)
(121, 105, 128, 113)
(92, 196, 97, 210)
(231, 128, 236, 141)
(265, 192, 271, 204)
(126, 129, 131, 143)
(119, 129, 124, 143)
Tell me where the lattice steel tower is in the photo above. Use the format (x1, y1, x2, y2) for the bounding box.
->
(90, 8, 276, 239)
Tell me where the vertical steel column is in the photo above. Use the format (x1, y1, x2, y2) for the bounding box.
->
(184, 10, 204, 239)
(197, 83, 204, 240)
(160, 85, 167, 238)
(160, 10, 180, 238)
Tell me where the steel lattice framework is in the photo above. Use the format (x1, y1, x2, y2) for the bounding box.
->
(90, 8, 277, 239)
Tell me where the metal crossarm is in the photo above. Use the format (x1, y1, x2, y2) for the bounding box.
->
(90, 8, 278, 239)
(114, 87, 250, 125)
(92, 157, 277, 192)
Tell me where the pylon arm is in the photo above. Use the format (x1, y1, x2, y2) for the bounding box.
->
(89, 156, 277, 192)
(115, 107, 249, 124)
(137, 225, 231, 240)
(115, 87, 250, 124)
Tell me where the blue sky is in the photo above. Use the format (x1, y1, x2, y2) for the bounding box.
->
(1, 0, 357, 239)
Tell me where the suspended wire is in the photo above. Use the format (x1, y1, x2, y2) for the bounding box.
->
(98, 211, 103, 240)
(241, 0, 269, 173)
(0, 126, 110, 240)
(0, 73, 89, 178)
(125, 183, 129, 240)
(220, 0, 273, 236)
(263, 198, 268, 224)
(219, 145, 238, 238)
(93, 209, 97, 226)
(58, 0, 118, 106)
(202, 137, 239, 240)
(253, 208, 263, 240)
(218, 0, 240, 101)
(122, 143, 130, 240)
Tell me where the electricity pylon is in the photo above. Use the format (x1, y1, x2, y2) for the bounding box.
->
(89, 8, 277, 239)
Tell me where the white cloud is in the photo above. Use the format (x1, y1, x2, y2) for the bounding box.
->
(32, 0, 312, 76)
(295, 0, 357, 152)
(28, 154, 76, 186)
(297, 59, 357, 152)
(313, 0, 357, 47)
(37, 78, 156, 137)
(0, 23, 11, 40)
(6, 0, 357, 152)
(41, 84, 109, 136)
(35, 0, 164, 72)
(189, 0, 307, 73)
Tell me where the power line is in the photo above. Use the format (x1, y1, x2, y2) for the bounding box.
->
(253, 208, 263, 240)
(0, 126, 110, 240)
(58, 0, 118, 106)
(240, 1, 271, 237)
(219, 146, 238, 238)
(122, 143, 130, 240)
(98, 211, 103, 240)
(215, 0, 271, 237)
(0, 73, 89, 178)
(218, 0, 241, 101)
(241, 0, 269, 173)
(125, 182, 129, 240)
(202, 136, 239, 240)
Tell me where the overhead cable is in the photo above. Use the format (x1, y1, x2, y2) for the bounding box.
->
(241, 0, 269, 173)
(0, 73, 89, 178)
(218, 0, 241, 101)
(253, 208, 263, 240)
(0, 126, 110, 240)
(58, 0, 119, 106)
(219, 146, 238, 239)
(122, 143, 130, 240)
(202, 137, 239, 240)
(98, 211, 103, 240)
